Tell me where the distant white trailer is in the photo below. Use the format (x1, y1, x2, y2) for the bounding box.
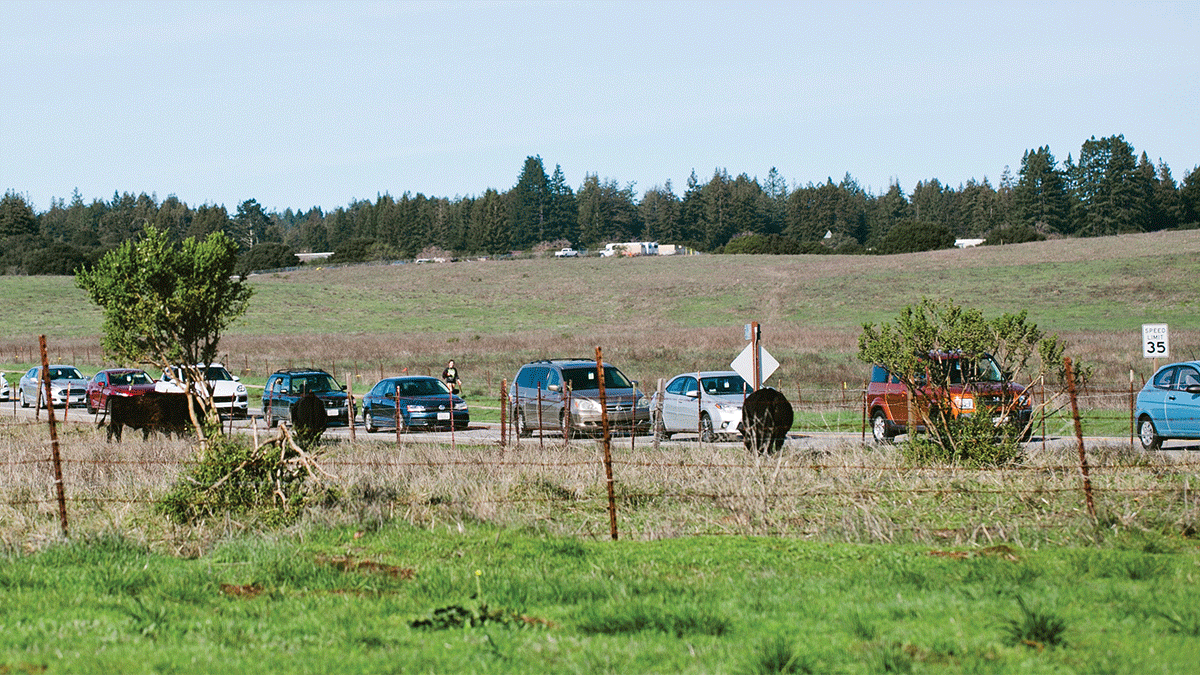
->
(601, 241, 659, 257)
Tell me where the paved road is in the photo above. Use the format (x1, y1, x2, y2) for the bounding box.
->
(4, 399, 1194, 453)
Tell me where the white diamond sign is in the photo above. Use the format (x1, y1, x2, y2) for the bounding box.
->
(731, 343, 779, 386)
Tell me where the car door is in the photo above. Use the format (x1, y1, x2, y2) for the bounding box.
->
(1165, 366, 1200, 438)
(92, 372, 108, 410)
(659, 376, 687, 431)
(667, 376, 699, 433)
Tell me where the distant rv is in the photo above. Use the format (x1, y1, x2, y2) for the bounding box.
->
(601, 241, 659, 257)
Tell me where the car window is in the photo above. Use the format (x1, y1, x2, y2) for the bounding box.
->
(546, 369, 561, 388)
(1178, 367, 1200, 389)
(680, 376, 698, 394)
(204, 366, 233, 381)
(700, 375, 749, 395)
(1154, 367, 1177, 389)
(562, 366, 632, 391)
(516, 366, 536, 388)
(666, 377, 688, 395)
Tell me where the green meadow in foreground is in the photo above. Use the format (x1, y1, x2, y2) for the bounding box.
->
(2, 524, 1199, 674)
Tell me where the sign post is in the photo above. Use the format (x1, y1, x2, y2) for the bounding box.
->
(732, 322, 778, 389)
(1142, 323, 1169, 372)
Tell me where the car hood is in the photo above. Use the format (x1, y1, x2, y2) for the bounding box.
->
(109, 383, 157, 396)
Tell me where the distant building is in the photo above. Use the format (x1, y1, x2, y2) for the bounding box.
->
(954, 239, 985, 249)
(295, 252, 335, 263)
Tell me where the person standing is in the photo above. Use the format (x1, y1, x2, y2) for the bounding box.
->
(442, 360, 462, 395)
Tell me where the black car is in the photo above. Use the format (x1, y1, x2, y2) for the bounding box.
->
(361, 376, 469, 432)
(262, 369, 352, 427)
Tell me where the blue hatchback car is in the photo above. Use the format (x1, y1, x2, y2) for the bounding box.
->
(361, 376, 469, 432)
(1135, 361, 1200, 449)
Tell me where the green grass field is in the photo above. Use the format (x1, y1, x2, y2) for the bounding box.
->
(4, 232, 1200, 672)
(3, 524, 1198, 674)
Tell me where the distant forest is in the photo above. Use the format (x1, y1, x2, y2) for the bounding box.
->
(2, 133, 1198, 275)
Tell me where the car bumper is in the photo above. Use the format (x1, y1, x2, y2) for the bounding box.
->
(570, 409, 652, 434)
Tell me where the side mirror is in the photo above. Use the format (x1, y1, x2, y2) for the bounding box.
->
(341, 385, 347, 391)
(685, 390, 700, 399)
(280, 387, 289, 394)
(233, 375, 241, 382)
(385, 392, 395, 399)
(547, 384, 560, 392)
(1187, 384, 1200, 395)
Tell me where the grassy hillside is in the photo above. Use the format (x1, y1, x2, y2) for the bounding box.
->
(3, 229, 1199, 390)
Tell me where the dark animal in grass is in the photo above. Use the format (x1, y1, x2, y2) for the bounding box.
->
(290, 392, 328, 449)
(101, 391, 195, 442)
(741, 387, 794, 454)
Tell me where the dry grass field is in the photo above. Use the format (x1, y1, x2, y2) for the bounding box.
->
(3, 229, 1199, 397)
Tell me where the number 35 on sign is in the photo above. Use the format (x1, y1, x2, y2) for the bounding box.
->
(1143, 323, 1169, 359)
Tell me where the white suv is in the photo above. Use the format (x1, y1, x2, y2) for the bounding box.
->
(157, 363, 249, 419)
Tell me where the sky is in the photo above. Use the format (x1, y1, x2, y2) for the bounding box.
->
(3, 0, 1198, 214)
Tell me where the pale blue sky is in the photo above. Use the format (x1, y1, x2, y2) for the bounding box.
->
(3, 0, 1197, 213)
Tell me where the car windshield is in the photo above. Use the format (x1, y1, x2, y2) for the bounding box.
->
(700, 375, 751, 396)
(934, 356, 1005, 384)
(203, 366, 233, 381)
(396, 378, 451, 397)
(291, 374, 340, 394)
(49, 367, 84, 380)
(115, 371, 153, 386)
(562, 366, 633, 391)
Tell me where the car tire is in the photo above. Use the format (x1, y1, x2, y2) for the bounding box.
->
(871, 410, 895, 444)
(700, 414, 716, 443)
(364, 408, 378, 433)
(1138, 416, 1163, 451)
(517, 409, 532, 437)
(652, 414, 672, 441)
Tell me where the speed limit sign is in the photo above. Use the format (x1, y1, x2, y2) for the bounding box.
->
(1143, 324, 1169, 359)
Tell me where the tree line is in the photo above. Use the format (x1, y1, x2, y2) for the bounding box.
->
(2, 134, 1198, 275)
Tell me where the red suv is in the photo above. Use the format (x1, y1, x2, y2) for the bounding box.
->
(866, 353, 1031, 443)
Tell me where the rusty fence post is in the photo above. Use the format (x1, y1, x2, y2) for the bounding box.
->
(347, 380, 356, 443)
(596, 347, 618, 541)
(39, 336, 68, 537)
(1065, 356, 1096, 519)
(500, 379, 508, 447)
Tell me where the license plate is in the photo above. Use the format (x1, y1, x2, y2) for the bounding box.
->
(437, 412, 450, 421)
(326, 408, 340, 416)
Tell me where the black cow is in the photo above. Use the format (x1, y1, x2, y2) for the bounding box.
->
(101, 391, 195, 442)
(289, 392, 328, 448)
(741, 387, 794, 454)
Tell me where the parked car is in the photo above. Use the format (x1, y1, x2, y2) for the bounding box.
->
(509, 359, 650, 437)
(651, 371, 752, 442)
(865, 352, 1031, 443)
(554, 247, 579, 258)
(156, 363, 249, 419)
(86, 368, 156, 414)
(1134, 360, 1200, 449)
(361, 376, 468, 432)
(19, 365, 89, 409)
(0, 373, 10, 402)
(262, 368, 353, 428)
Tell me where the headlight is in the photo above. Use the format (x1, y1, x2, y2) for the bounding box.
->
(636, 395, 650, 409)
(454, 401, 468, 411)
(954, 396, 975, 411)
(406, 404, 426, 412)
(573, 398, 601, 413)
(236, 384, 247, 395)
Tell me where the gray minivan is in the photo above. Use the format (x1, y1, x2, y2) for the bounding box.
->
(509, 359, 650, 437)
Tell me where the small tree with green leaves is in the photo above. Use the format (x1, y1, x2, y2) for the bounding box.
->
(76, 224, 253, 442)
(858, 298, 1072, 465)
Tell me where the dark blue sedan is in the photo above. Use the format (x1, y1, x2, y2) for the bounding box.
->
(1135, 360, 1200, 449)
(361, 376, 469, 433)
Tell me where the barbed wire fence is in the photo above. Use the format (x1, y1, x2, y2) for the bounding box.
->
(2, 348, 1195, 547)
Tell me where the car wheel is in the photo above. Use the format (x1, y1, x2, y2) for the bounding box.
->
(652, 414, 672, 441)
(1138, 416, 1163, 451)
(871, 410, 895, 444)
(517, 409, 532, 437)
(700, 414, 716, 443)
(364, 408, 378, 433)
(21, 389, 30, 408)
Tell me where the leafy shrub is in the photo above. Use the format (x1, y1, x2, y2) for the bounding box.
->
(157, 434, 335, 524)
(900, 414, 1024, 467)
